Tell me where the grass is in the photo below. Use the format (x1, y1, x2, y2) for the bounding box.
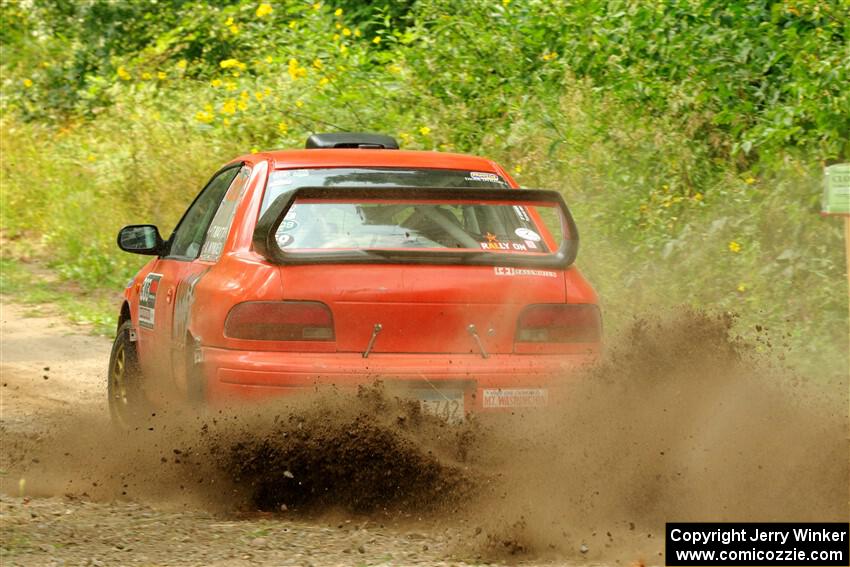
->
(0, 256, 121, 337)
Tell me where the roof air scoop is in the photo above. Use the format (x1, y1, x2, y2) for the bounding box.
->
(305, 132, 399, 150)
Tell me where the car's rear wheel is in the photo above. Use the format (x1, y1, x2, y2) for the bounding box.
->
(108, 321, 150, 428)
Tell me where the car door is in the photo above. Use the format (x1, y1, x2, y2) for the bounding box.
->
(137, 164, 245, 395)
(169, 165, 253, 396)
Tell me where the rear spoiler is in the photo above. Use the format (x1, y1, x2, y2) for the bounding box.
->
(252, 186, 579, 268)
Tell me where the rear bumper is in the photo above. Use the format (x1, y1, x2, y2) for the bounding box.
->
(201, 347, 596, 412)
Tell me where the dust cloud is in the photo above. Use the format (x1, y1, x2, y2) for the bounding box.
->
(465, 308, 848, 561)
(1, 308, 847, 563)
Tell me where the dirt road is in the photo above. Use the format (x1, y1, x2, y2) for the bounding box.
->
(3, 299, 846, 567)
(1, 300, 550, 567)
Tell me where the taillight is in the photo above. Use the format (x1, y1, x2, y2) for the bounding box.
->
(516, 304, 601, 343)
(224, 301, 334, 341)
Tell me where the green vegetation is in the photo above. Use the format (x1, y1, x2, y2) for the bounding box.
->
(0, 258, 118, 335)
(1, 0, 847, 377)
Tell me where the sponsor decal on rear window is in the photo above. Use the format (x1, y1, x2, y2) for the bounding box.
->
(515, 227, 541, 241)
(480, 232, 528, 251)
(138, 273, 163, 329)
(513, 205, 531, 222)
(466, 171, 501, 183)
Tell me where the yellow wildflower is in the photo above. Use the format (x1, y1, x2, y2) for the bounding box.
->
(354, 29, 361, 37)
(335, 22, 342, 30)
(225, 17, 234, 25)
(542, 52, 558, 62)
(287, 58, 307, 80)
(117, 66, 132, 81)
(251, 147, 259, 153)
(265, 55, 273, 63)
(223, 118, 231, 126)
(289, 20, 297, 29)
(513, 165, 522, 174)
(728, 241, 742, 253)
(220, 59, 246, 71)
(319, 77, 330, 87)
(254, 91, 264, 102)
(221, 99, 237, 115)
(312, 58, 323, 69)
(745, 176, 756, 184)
(334, 7, 343, 16)
(693, 192, 704, 201)
(333, 33, 340, 41)
(142, 72, 152, 80)
(229, 24, 240, 34)
(278, 121, 289, 134)
(399, 132, 412, 145)
(256, 3, 273, 17)
(388, 64, 401, 73)
(157, 71, 167, 80)
(176, 59, 187, 70)
(295, 100, 304, 108)
(503, 0, 511, 5)
(238, 99, 248, 111)
(312, 2, 321, 9)
(372, 35, 381, 44)
(339, 43, 348, 54)
(342, 27, 351, 36)
(86, 155, 97, 162)
(263, 87, 272, 96)
(419, 126, 431, 136)
(225, 81, 238, 91)
(22, 78, 33, 88)
(211, 79, 223, 88)
(737, 282, 748, 293)
(195, 110, 215, 123)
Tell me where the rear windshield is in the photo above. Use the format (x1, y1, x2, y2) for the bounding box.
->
(262, 168, 550, 253)
(261, 167, 510, 212)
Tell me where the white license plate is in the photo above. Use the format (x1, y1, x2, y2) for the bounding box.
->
(416, 390, 465, 423)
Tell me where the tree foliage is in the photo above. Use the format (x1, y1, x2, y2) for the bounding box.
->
(3, 0, 847, 158)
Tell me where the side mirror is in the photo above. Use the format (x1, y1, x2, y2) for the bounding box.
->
(117, 225, 166, 256)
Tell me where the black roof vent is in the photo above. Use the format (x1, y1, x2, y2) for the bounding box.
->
(305, 132, 399, 150)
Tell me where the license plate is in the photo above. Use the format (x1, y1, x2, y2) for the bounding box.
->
(416, 390, 465, 423)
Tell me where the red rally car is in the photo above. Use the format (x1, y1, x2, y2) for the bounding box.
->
(110, 133, 601, 426)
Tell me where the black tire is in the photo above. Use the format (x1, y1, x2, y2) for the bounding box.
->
(108, 321, 151, 429)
